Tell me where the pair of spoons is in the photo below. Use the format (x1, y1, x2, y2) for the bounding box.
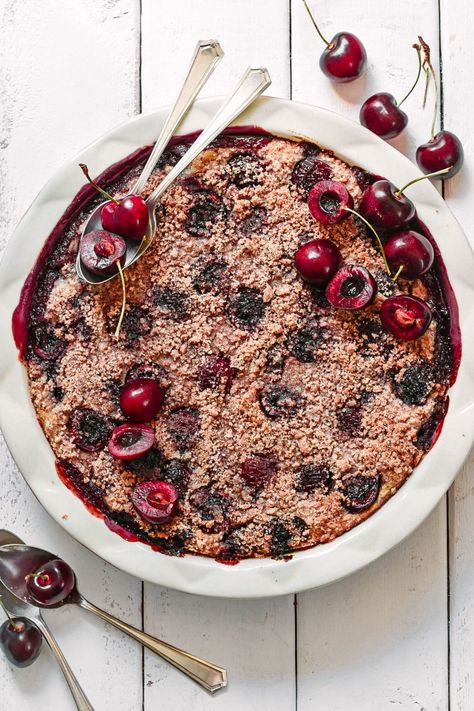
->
(76, 39, 272, 284)
(0, 530, 226, 710)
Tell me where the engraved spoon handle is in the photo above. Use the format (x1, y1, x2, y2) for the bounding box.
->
(146, 66, 271, 209)
(77, 597, 227, 694)
(33, 616, 94, 711)
(132, 39, 224, 195)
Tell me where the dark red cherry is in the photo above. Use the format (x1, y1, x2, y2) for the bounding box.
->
(416, 130, 464, 179)
(342, 475, 381, 512)
(384, 230, 434, 278)
(359, 180, 415, 230)
(68, 407, 111, 452)
(120, 378, 165, 423)
(359, 93, 408, 140)
(132, 480, 178, 524)
(80, 230, 126, 276)
(380, 295, 432, 341)
(308, 180, 354, 224)
(294, 238, 341, 286)
(102, 195, 149, 241)
(320, 32, 367, 83)
(198, 355, 237, 393)
(26, 559, 75, 607)
(0, 617, 42, 667)
(325, 265, 377, 310)
(241, 454, 277, 488)
(108, 423, 155, 460)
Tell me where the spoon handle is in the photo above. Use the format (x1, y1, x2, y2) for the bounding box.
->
(132, 39, 224, 196)
(146, 66, 271, 209)
(33, 616, 95, 711)
(77, 597, 227, 694)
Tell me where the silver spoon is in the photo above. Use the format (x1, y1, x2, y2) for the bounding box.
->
(0, 531, 93, 711)
(78, 65, 271, 285)
(0, 540, 227, 694)
(76, 38, 224, 284)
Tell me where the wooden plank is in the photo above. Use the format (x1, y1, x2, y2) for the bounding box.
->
(439, 2, 474, 709)
(140, 1, 296, 709)
(291, 1, 449, 708)
(0, 1, 143, 709)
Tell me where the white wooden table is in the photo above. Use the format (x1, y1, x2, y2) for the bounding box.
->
(0, 1, 473, 708)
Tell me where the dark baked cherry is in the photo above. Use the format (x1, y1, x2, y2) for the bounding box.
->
(0, 617, 42, 667)
(325, 265, 377, 310)
(265, 343, 286, 373)
(291, 156, 332, 196)
(154, 286, 189, 321)
(189, 486, 229, 529)
(392, 362, 433, 405)
(294, 238, 341, 286)
(120, 378, 165, 423)
(269, 520, 292, 557)
(108, 423, 155, 460)
(198, 355, 237, 394)
(360, 93, 408, 140)
(240, 206, 268, 235)
(191, 255, 228, 294)
(156, 143, 188, 169)
(126, 361, 169, 387)
(308, 180, 354, 224)
(68, 408, 110, 452)
(352, 166, 379, 192)
(380, 295, 432, 341)
(32, 323, 66, 360)
(227, 153, 262, 187)
(132, 480, 178, 524)
(342, 474, 381, 512)
(259, 384, 301, 419)
(80, 230, 126, 276)
(241, 454, 277, 488)
(127, 446, 163, 477)
(286, 320, 322, 362)
(167, 407, 200, 450)
(161, 459, 191, 496)
(296, 464, 333, 494)
(26, 559, 75, 607)
(226, 286, 266, 329)
(185, 191, 226, 237)
(384, 231, 434, 278)
(416, 130, 464, 179)
(337, 400, 363, 436)
(415, 401, 448, 450)
(118, 304, 151, 344)
(101, 195, 149, 242)
(359, 180, 415, 230)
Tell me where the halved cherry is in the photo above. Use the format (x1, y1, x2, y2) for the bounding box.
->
(80, 230, 126, 276)
(380, 295, 432, 340)
(132, 481, 178, 524)
(108, 424, 155, 460)
(308, 180, 354, 224)
(325, 265, 377, 310)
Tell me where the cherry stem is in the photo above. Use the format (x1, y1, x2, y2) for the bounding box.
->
(398, 44, 422, 108)
(396, 167, 453, 195)
(114, 260, 127, 339)
(392, 264, 404, 281)
(79, 164, 118, 205)
(301, 0, 330, 47)
(418, 36, 439, 138)
(0, 596, 19, 630)
(343, 206, 392, 276)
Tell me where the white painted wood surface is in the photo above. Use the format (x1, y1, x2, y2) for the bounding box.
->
(0, 0, 472, 709)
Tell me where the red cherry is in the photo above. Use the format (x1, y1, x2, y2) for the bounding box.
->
(359, 180, 415, 230)
(380, 295, 432, 340)
(0, 617, 42, 667)
(108, 423, 155, 460)
(359, 93, 408, 140)
(320, 32, 367, 83)
(120, 378, 165, 423)
(79, 230, 126, 276)
(26, 559, 75, 607)
(132, 480, 178, 524)
(294, 238, 341, 286)
(416, 130, 464, 179)
(102, 195, 149, 241)
(308, 180, 354, 224)
(384, 230, 434, 278)
(325, 265, 377, 310)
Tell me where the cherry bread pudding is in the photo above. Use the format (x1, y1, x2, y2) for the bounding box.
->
(13, 129, 460, 562)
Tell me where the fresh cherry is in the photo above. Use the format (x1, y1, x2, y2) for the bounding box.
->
(26, 559, 75, 607)
(108, 423, 155, 460)
(380, 295, 432, 340)
(120, 378, 165, 423)
(79, 230, 126, 276)
(101, 195, 149, 242)
(0, 617, 42, 667)
(360, 93, 408, 140)
(132, 480, 178, 524)
(325, 265, 377, 310)
(384, 230, 434, 278)
(416, 130, 464, 179)
(359, 180, 415, 230)
(294, 238, 342, 286)
(308, 180, 353, 224)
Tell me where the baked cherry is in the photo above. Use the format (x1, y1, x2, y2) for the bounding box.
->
(294, 238, 341, 285)
(325, 265, 377, 310)
(26, 559, 75, 607)
(132, 480, 178, 524)
(359, 180, 415, 230)
(0, 616, 42, 667)
(120, 378, 165, 422)
(198, 355, 237, 394)
(384, 230, 434, 278)
(79, 230, 126, 276)
(416, 130, 464, 179)
(291, 156, 332, 196)
(342, 474, 381, 512)
(302, 0, 366, 82)
(241, 454, 278, 488)
(108, 423, 155, 460)
(308, 180, 353, 224)
(380, 295, 432, 340)
(68, 407, 111, 452)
